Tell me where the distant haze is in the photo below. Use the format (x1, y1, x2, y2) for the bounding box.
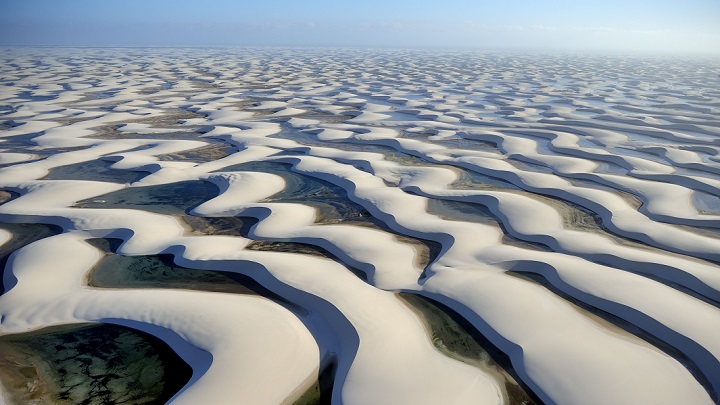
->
(1, 0, 719, 55)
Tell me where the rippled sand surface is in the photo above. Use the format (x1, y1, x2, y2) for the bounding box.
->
(0, 47, 719, 405)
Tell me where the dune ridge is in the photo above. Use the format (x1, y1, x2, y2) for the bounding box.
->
(0, 47, 718, 404)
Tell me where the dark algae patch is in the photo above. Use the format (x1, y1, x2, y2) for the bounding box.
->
(0, 323, 191, 405)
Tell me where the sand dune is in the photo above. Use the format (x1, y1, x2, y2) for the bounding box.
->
(0, 48, 718, 404)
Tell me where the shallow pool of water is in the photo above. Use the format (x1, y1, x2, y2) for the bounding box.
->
(74, 180, 219, 215)
(0, 323, 192, 405)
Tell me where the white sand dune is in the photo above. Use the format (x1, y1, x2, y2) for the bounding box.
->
(1, 232, 320, 405)
(0, 48, 718, 405)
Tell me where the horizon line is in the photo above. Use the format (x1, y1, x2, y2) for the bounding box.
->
(2, 43, 719, 58)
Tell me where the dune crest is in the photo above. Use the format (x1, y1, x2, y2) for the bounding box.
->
(0, 48, 718, 405)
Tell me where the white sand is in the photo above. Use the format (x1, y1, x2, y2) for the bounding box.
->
(0, 48, 718, 405)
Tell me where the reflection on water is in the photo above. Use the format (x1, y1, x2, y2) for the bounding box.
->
(43, 159, 147, 184)
(74, 180, 219, 215)
(87, 238, 307, 315)
(434, 137, 500, 153)
(693, 190, 720, 215)
(0, 133, 85, 159)
(0, 323, 191, 405)
(427, 198, 498, 226)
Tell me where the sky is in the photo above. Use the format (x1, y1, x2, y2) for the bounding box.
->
(1, 0, 719, 55)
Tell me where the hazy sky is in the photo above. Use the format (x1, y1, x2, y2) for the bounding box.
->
(1, 0, 719, 54)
